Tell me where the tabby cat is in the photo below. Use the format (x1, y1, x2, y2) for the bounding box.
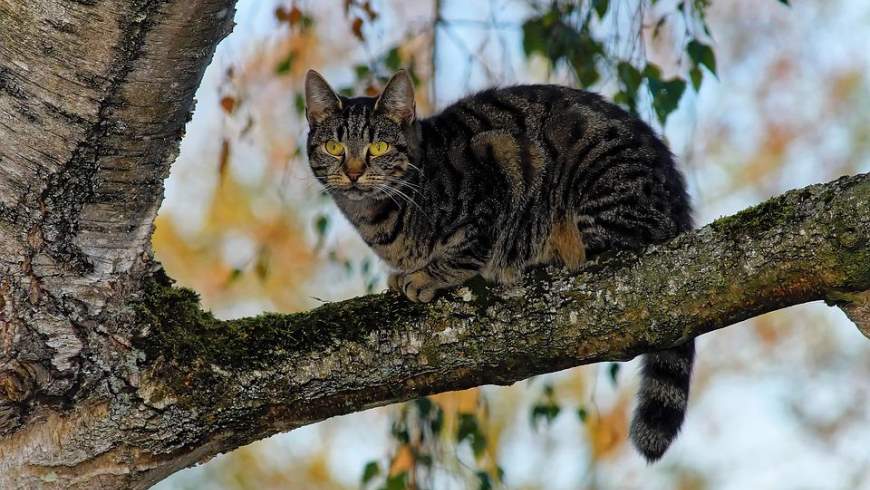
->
(304, 69, 694, 461)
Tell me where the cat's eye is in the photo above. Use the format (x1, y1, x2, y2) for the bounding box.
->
(324, 140, 344, 156)
(368, 141, 390, 157)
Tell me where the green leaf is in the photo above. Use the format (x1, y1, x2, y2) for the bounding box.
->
(522, 12, 602, 87)
(431, 408, 444, 434)
(300, 14, 315, 29)
(314, 214, 330, 237)
(384, 472, 407, 490)
(407, 64, 422, 87)
(415, 397, 433, 416)
(457, 413, 487, 458)
(687, 39, 717, 75)
(361, 461, 381, 484)
(648, 76, 686, 125)
(275, 52, 295, 75)
(477, 471, 493, 490)
(617, 61, 642, 95)
(417, 453, 433, 467)
(690, 65, 703, 91)
(414, 397, 444, 433)
(530, 403, 561, 427)
(567, 31, 603, 87)
(643, 63, 663, 80)
(391, 420, 410, 444)
(354, 64, 371, 79)
(543, 384, 555, 397)
(608, 363, 621, 386)
(592, 0, 609, 18)
(457, 413, 477, 442)
(228, 268, 243, 283)
(294, 93, 306, 115)
(384, 47, 401, 71)
(613, 91, 635, 113)
(531, 384, 561, 427)
(521, 18, 548, 57)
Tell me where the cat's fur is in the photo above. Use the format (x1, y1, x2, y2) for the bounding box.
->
(304, 69, 695, 461)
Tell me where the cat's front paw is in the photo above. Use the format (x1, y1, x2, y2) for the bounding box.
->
(389, 270, 440, 303)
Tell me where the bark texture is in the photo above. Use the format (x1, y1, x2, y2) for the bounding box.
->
(0, 2, 868, 489)
(0, 0, 237, 487)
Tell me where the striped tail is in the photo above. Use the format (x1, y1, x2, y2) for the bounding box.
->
(630, 340, 695, 462)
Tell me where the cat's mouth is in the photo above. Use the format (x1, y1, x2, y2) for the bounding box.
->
(342, 187, 368, 200)
(331, 177, 401, 201)
(334, 183, 375, 201)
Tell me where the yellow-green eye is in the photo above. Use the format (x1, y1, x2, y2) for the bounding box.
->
(324, 140, 344, 156)
(369, 141, 390, 157)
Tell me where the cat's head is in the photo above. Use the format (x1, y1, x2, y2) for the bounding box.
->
(304, 69, 417, 201)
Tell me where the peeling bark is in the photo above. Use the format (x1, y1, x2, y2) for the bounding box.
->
(0, 2, 868, 489)
(0, 0, 237, 487)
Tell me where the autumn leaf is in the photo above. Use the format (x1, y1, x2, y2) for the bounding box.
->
(219, 96, 236, 114)
(362, 1, 378, 20)
(351, 17, 364, 41)
(289, 6, 302, 25)
(218, 139, 230, 179)
(274, 6, 291, 23)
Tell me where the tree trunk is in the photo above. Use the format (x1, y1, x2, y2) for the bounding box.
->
(0, 2, 868, 488)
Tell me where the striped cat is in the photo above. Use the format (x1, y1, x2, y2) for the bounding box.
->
(304, 69, 695, 461)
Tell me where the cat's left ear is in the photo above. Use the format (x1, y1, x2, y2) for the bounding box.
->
(375, 70, 415, 125)
(305, 69, 342, 125)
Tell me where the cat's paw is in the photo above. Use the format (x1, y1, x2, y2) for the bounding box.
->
(387, 272, 403, 292)
(391, 271, 440, 303)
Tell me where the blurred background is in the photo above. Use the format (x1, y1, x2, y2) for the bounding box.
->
(151, 1, 870, 489)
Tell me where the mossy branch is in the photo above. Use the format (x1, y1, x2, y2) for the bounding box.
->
(133, 173, 869, 465)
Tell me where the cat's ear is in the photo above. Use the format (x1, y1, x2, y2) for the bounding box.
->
(375, 70, 415, 125)
(304, 69, 342, 125)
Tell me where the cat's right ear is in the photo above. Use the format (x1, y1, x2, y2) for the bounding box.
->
(304, 70, 342, 125)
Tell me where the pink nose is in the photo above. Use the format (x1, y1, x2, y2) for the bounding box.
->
(346, 169, 364, 182)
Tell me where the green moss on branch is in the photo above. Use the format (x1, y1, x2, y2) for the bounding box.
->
(135, 269, 428, 369)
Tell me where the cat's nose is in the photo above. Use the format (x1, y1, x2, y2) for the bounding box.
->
(345, 168, 364, 182)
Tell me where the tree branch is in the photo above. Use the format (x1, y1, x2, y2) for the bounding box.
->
(123, 173, 868, 485)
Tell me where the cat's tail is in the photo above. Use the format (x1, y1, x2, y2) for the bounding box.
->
(629, 340, 695, 462)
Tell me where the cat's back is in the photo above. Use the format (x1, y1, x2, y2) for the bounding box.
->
(428, 84, 646, 138)
(423, 83, 691, 238)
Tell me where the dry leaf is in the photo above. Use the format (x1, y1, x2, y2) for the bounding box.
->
(351, 17, 364, 41)
(218, 139, 230, 178)
(219, 96, 236, 114)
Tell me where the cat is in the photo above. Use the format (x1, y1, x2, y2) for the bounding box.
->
(304, 69, 694, 462)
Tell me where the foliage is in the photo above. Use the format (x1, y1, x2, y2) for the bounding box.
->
(520, 0, 715, 124)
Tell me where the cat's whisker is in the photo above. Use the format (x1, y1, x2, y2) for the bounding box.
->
(383, 184, 427, 217)
(382, 176, 423, 195)
(405, 164, 422, 174)
(370, 178, 424, 216)
(373, 184, 403, 209)
(383, 176, 421, 189)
